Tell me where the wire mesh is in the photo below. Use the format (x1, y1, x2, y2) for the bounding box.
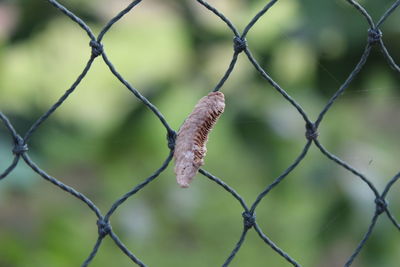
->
(1, 0, 400, 266)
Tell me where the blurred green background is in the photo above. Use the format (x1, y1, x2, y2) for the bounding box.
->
(0, 0, 399, 266)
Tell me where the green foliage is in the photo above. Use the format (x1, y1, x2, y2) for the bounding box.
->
(0, 0, 399, 266)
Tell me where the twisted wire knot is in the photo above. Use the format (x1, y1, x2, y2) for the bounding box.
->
(368, 28, 382, 44)
(375, 198, 387, 215)
(305, 123, 318, 140)
(242, 211, 256, 229)
(233, 36, 247, 53)
(13, 136, 28, 155)
(167, 130, 177, 150)
(90, 40, 103, 57)
(97, 219, 112, 237)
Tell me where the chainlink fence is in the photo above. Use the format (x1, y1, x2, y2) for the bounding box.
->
(1, 0, 400, 266)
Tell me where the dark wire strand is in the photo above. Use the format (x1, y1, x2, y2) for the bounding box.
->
(97, 0, 143, 42)
(0, 0, 398, 266)
(376, 0, 400, 27)
(254, 223, 301, 267)
(24, 56, 96, 142)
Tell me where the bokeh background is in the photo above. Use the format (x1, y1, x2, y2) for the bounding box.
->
(0, 0, 399, 266)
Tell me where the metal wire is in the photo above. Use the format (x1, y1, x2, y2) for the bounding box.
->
(1, 0, 399, 266)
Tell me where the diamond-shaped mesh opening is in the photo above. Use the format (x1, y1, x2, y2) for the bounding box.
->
(0, 0, 399, 266)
